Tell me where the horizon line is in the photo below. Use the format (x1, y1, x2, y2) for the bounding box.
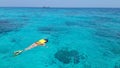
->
(0, 6, 120, 9)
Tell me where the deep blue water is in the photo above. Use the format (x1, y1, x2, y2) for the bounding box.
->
(0, 8, 120, 68)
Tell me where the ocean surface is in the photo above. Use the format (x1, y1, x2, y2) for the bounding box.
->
(0, 8, 120, 68)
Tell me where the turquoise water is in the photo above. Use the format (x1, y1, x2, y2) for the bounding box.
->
(0, 8, 120, 68)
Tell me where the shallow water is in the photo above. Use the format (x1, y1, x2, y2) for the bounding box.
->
(0, 8, 120, 68)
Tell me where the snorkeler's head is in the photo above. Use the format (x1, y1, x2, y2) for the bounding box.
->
(44, 39, 48, 43)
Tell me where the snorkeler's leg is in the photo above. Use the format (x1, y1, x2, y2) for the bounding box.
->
(24, 43, 38, 51)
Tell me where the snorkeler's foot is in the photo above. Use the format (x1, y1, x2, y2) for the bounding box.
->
(14, 50, 23, 56)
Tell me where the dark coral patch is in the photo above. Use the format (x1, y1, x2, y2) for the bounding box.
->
(93, 16, 113, 22)
(11, 39, 17, 43)
(65, 21, 96, 28)
(65, 22, 79, 26)
(19, 15, 29, 21)
(54, 49, 83, 64)
(37, 26, 68, 34)
(69, 50, 80, 64)
(99, 40, 120, 55)
(0, 45, 11, 54)
(38, 27, 55, 32)
(0, 20, 23, 34)
(109, 46, 120, 55)
(38, 26, 65, 32)
(114, 60, 120, 68)
(54, 49, 71, 64)
(95, 28, 120, 39)
(19, 15, 27, 18)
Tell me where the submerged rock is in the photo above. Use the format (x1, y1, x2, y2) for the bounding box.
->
(54, 48, 86, 64)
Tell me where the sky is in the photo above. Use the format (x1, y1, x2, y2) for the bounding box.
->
(0, 0, 120, 8)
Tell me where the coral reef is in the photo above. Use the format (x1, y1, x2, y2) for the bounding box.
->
(54, 48, 87, 64)
(54, 49, 71, 64)
(69, 50, 80, 64)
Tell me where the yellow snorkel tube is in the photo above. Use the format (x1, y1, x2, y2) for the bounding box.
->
(37, 39, 48, 45)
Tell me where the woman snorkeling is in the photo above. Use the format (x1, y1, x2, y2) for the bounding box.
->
(14, 39, 48, 56)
